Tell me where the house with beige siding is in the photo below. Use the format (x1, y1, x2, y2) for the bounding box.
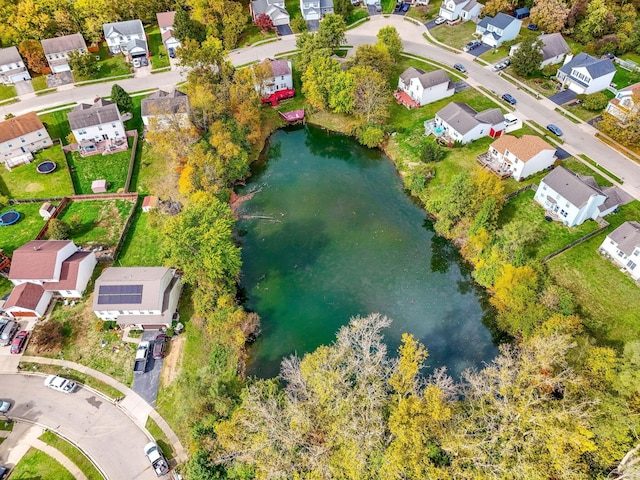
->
(0, 46, 30, 84)
(41, 33, 87, 73)
(0, 112, 52, 167)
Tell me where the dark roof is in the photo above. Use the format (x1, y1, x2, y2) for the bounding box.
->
(68, 98, 121, 130)
(45, 251, 93, 291)
(538, 33, 571, 61)
(156, 11, 176, 28)
(0, 46, 22, 65)
(126, 38, 148, 53)
(4, 282, 45, 311)
(103, 20, 145, 38)
(541, 166, 604, 207)
(0, 112, 46, 143)
(9, 240, 73, 281)
(400, 68, 452, 89)
(42, 33, 87, 55)
(437, 102, 504, 135)
(558, 52, 616, 79)
(478, 12, 518, 30)
(141, 89, 189, 117)
(609, 221, 640, 256)
(461, 0, 479, 12)
(400, 67, 424, 83)
(599, 186, 633, 212)
(270, 59, 292, 77)
(514, 7, 529, 15)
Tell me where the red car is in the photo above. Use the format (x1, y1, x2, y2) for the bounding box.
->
(10, 330, 28, 354)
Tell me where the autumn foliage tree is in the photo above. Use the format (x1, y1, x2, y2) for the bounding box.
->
(530, 0, 570, 33)
(18, 39, 47, 73)
(254, 13, 274, 32)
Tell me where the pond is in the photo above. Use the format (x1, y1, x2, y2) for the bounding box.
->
(236, 125, 499, 379)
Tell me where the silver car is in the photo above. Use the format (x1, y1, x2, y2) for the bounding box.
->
(44, 375, 77, 394)
(0, 321, 17, 346)
(0, 399, 10, 414)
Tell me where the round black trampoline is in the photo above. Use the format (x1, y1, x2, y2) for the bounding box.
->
(36, 160, 56, 174)
(0, 211, 20, 226)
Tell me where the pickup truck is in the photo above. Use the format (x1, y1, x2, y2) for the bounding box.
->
(134, 341, 150, 374)
(144, 441, 170, 476)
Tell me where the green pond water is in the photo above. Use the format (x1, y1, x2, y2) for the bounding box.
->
(236, 126, 499, 379)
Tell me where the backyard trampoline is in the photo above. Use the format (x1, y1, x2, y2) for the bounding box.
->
(36, 160, 56, 174)
(0, 211, 20, 226)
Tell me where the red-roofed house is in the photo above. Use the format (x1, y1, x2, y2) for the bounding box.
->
(479, 134, 557, 181)
(605, 82, 640, 123)
(5, 240, 97, 318)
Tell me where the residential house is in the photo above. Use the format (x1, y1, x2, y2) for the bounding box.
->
(260, 59, 293, 96)
(67, 98, 126, 154)
(605, 82, 640, 122)
(0, 46, 30, 84)
(92, 266, 182, 329)
(141, 89, 190, 128)
(156, 11, 180, 51)
(300, 0, 333, 21)
(599, 221, 640, 281)
(438, 0, 481, 22)
(250, 0, 290, 27)
(397, 68, 454, 107)
(556, 52, 616, 95)
(427, 102, 505, 144)
(533, 166, 631, 226)
(475, 13, 522, 48)
(0, 112, 53, 168)
(41, 33, 87, 74)
(4, 240, 97, 318)
(509, 33, 571, 69)
(480, 134, 556, 181)
(103, 20, 148, 60)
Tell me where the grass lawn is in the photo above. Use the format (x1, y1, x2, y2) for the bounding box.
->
(238, 24, 278, 48)
(39, 109, 73, 142)
(406, 4, 436, 22)
(57, 198, 135, 247)
(0, 202, 50, 254)
(31, 75, 49, 92)
(345, 7, 369, 25)
(67, 138, 133, 194)
(39, 431, 105, 480)
(612, 66, 640, 90)
(546, 200, 640, 344)
(75, 43, 131, 82)
(285, 0, 302, 19)
(145, 417, 176, 461)
(116, 208, 165, 266)
(429, 21, 477, 50)
(9, 448, 75, 480)
(498, 189, 600, 259)
(0, 84, 16, 101)
(146, 25, 170, 69)
(0, 145, 74, 199)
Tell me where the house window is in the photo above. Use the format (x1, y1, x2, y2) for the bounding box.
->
(98, 126, 103, 131)
(38, 132, 42, 137)
(618, 250, 625, 257)
(627, 260, 637, 270)
(634, 250, 639, 256)
(7, 144, 11, 148)
(542, 186, 547, 190)
(20, 138, 25, 143)
(78, 129, 86, 134)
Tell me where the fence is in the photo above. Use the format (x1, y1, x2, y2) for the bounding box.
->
(541, 220, 610, 263)
(110, 195, 141, 262)
(124, 130, 138, 193)
(505, 183, 536, 200)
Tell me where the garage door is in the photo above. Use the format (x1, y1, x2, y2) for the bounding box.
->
(8, 311, 37, 317)
(52, 64, 71, 73)
(9, 73, 30, 83)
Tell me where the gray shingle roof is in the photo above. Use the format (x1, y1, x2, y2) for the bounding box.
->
(558, 52, 616, 79)
(400, 68, 451, 89)
(400, 67, 424, 83)
(609, 221, 640, 256)
(42, 33, 87, 55)
(478, 12, 517, 30)
(251, 0, 269, 15)
(437, 102, 504, 135)
(270, 59, 291, 77)
(68, 99, 121, 130)
(0, 47, 22, 66)
(126, 38, 148, 54)
(538, 33, 571, 61)
(141, 89, 189, 117)
(103, 20, 145, 38)
(541, 166, 604, 208)
(461, 0, 479, 12)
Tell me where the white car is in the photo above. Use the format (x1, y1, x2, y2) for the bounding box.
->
(133, 58, 141, 68)
(434, 16, 446, 25)
(0, 399, 10, 413)
(44, 375, 77, 394)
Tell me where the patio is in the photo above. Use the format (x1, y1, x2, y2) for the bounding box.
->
(477, 152, 512, 179)
(63, 138, 128, 157)
(423, 119, 456, 146)
(394, 90, 420, 110)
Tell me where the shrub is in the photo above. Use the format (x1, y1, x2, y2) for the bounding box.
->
(358, 125, 385, 147)
(47, 218, 71, 240)
(290, 16, 308, 33)
(420, 140, 446, 163)
(583, 92, 609, 111)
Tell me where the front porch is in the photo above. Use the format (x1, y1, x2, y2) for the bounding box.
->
(477, 152, 512, 179)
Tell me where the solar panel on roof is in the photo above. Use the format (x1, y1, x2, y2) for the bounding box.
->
(96, 284, 143, 305)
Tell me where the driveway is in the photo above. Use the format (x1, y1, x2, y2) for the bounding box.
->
(131, 330, 163, 407)
(367, 5, 380, 15)
(0, 374, 160, 479)
(306, 20, 320, 31)
(549, 89, 577, 105)
(13, 80, 33, 96)
(468, 43, 492, 57)
(276, 24, 294, 36)
(453, 80, 471, 93)
(425, 19, 440, 29)
(134, 64, 152, 78)
(556, 147, 571, 160)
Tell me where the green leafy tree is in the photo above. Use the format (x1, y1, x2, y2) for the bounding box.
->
(351, 66, 391, 124)
(302, 55, 344, 110)
(110, 84, 133, 113)
(377, 26, 403, 61)
(317, 13, 347, 49)
(583, 92, 609, 111)
(358, 125, 385, 147)
(348, 42, 393, 78)
(173, 8, 206, 43)
(574, 0, 614, 43)
(46, 218, 71, 240)
(290, 15, 307, 33)
(333, 0, 354, 17)
(511, 38, 543, 76)
(421, 140, 446, 163)
(530, 0, 570, 33)
(67, 50, 97, 78)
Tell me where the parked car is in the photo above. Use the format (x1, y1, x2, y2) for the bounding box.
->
(463, 40, 481, 52)
(0, 465, 8, 480)
(0, 321, 18, 346)
(144, 441, 170, 477)
(453, 63, 467, 73)
(10, 330, 28, 354)
(527, 23, 538, 30)
(546, 124, 563, 136)
(44, 375, 77, 394)
(152, 333, 168, 359)
(401, 2, 410, 11)
(134, 340, 150, 374)
(501, 93, 517, 105)
(434, 16, 446, 25)
(168, 47, 176, 58)
(0, 399, 10, 414)
(133, 57, 141, 68)
(394, 2, 402, 11)
(375, 2, 382, 11)
(492, 59, 510, 71)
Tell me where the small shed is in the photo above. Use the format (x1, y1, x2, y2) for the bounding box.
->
(39, 202, 56, 220)
(91, 179, 107, 193)
(514, 7, 529, 19)
(142, 195, 158, 213)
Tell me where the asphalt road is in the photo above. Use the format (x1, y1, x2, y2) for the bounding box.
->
(1, 374, 161, 480)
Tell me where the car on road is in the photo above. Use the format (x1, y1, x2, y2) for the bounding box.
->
(168, 47, 176, 58)
(0, 399, 10, 413)
(10, 330, 28, 354)
(144, 441, 170, 476)
(401, 2, 410, 11)
(527, 23, 538, 30)
(546, 124, 563, 136)
(492, 59, 510, 71)
(133, 58, 141, 68)
(44, 375, 77, 394)
(434, 16, 446, 25)
(152, 333, 168, 359)
(0, 321, 18, 346)
(501, 93, 517, 105)
(463, 40, 481, 52)
(453, 63, 467, 73)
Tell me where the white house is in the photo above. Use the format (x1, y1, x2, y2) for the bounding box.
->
(605, 82, 640, 122)
(141, 89, 190, 128)
(67, 98, 126, 154)
(556, 53, 616, 95)
(260, 59, 293, 96)
(41, 33, 87, 74)
(533, 166, 631, 226)
(475, 13, 522, 48)
(300, 0, 333, 21)
(438, 0, 481, 22)
(427, 102, 505, 144)
(397, 68, 454, 107)
(92, 266, 182, 329)
(599, 221, 640, 281)
(0, 46, 31, 84)
(0, 112, 53, 168)
(103, 20, 148, 60)
(509, 33, 571, 69)
(4, 240, 97, 318)
(251, 0, 290, 27)
(156, 11, 181, 51)
(482, 134, 556, 181)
